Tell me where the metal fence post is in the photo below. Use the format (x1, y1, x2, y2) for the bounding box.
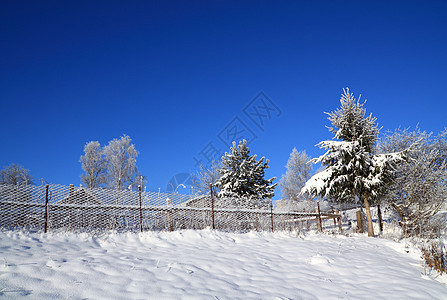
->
(69, 184, 74, 231)
(139, 185, 143, 233)
(44, 184, 49, 233)
(210, 184, 215, 230)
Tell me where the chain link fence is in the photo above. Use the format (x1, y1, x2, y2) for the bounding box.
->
(0, 183, 341, 233)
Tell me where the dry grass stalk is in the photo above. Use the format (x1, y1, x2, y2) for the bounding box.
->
(421, 240, 446, 275)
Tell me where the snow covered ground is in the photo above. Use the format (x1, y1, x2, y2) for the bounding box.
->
(0, 229, 446, 299)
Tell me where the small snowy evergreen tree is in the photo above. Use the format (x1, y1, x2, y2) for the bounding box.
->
(80, 141, 107, 189)
(216, 140, 276, 207)
(302, 88, 406, 236)
(279, 148, 312, 204)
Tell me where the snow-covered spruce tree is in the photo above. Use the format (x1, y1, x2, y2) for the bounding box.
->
(103, 135, 139, 190)
(80, 141, 107, 189)
(216, 140, 276, 208)
(279, 148, 313, 206)
(379, 127, 447, 238)
(301, 88, 406, 237)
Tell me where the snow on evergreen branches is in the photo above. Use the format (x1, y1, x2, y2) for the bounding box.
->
(326, 88, 380, 152)
(216, 140, 276, 207)
(301, 88, 408, 236)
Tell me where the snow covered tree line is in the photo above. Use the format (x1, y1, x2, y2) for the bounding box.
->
(80, 135, 145, 190)
(2, 88, 444, 237)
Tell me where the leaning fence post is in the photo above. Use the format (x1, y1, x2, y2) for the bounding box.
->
(44, 184, 49, 233)
(139, 185, 143, 233)
(210, 184, 215, 230)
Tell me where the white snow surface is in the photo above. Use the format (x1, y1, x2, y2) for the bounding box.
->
(1, 230, 446, 299)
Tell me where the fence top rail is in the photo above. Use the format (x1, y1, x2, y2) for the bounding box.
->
(1, 198, 341, 219)
(0, 183, 342, 218)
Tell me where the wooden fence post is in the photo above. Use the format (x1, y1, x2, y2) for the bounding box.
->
(210, 184, 215, 230)
(44, 184, 49, 233)
(270, 200, 274, 232)
(139, 185, 143, 233)
(315, 207, 320, 232)
(336, 210, 342, 232)
(316, 201, 322, 232)
(331, 206, 337, 227)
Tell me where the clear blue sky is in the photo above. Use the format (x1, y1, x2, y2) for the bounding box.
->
(1, 1, 446, 198)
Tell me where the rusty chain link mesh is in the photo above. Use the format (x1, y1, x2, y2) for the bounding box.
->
(0, 184, 338, 233)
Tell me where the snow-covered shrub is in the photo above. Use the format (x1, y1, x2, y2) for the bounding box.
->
(379, 127, 447, 238)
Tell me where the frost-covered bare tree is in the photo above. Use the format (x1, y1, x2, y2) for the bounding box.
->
(191, 160, 222, 195)
(379, 127, 447, 237)
(80, 141, 107, 189)
(279, 148, 312, 204)
(0, 164, 34, 224)
(103, 135, 139, 190)
(0, 164, 33, 185)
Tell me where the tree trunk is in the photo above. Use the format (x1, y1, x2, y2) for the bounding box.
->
(363, 193, 375, 237)
(377, 204, 383, 234)
(356, 210, 364, 233)
(391, 202, 406, 235)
